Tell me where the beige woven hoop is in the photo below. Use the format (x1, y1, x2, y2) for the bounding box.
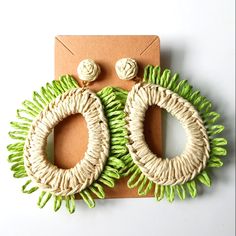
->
(24, 88, 109, 196)
(125, 83, 210, 185)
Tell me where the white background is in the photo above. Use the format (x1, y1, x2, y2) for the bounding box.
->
(0, 0, 235, 236)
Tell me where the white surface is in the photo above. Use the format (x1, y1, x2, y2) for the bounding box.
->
(0, 0, 235, 236)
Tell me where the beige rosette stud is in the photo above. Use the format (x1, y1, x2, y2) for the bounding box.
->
(77, 59, 101, 82)
(115, 58, 138, 80)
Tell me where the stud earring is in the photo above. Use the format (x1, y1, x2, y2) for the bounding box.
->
(114, 62, 227, 202)
(115, 58, 138, 80)
(7, 59, 124, 213)
(77, 59, 101, 82)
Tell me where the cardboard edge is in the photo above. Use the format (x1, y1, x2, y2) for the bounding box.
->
(140, 35, 160, 56)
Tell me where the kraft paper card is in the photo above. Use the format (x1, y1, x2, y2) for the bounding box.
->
(54, 35, 162, 198)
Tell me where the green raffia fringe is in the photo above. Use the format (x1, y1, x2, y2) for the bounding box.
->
(7, 75, 127, 213)
(120, 65, 227, 202)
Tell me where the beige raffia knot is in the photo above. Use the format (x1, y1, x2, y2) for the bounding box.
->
(125, 83, 210, 185)
(24, 88, 109, 196)
(77, 59, 101, 82)
(115, 58, 138, 80)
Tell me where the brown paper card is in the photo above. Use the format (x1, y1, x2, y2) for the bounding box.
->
(54, 35, 162, 198)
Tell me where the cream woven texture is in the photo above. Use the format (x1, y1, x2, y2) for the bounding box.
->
(77, 59, 101, 82)
(125, 83, 210, 185)
(24, 88, 109, 196)
(115, 58, 138, 80)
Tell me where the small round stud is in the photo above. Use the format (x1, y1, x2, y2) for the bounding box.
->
(115, 58, 138, 80)
(77, 59, 101, 82)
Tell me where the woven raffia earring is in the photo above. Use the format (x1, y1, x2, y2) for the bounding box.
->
(7, 59, 125, 213)
(115, 58, 227, 202)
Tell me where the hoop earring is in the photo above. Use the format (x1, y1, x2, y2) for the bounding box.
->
(115, 60, 227, 202)
(7, 59, 123, 213)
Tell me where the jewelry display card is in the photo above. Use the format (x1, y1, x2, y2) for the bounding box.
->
(54, 35, 163, 198)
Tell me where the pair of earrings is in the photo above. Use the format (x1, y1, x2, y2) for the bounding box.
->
(7, 58, 227, 213)
(77, 58, 138, 82)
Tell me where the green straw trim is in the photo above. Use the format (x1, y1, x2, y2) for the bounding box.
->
(197, 171, 211, 187)
(54, 196, 62, 212)
(65, 195, 76, 214)
(37, 191, 52, 208)
(79, 190, 95, 209)
(154, 184, 165, 201)
(186, 180, 197, 198)
(207, 157, 223, 167)
(22, 180, 39, 194)
(165, 186, 175, 203)
(88, 183, 105, 199)
(175, 185, 186, 200)
(138, 179, 153, 196)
